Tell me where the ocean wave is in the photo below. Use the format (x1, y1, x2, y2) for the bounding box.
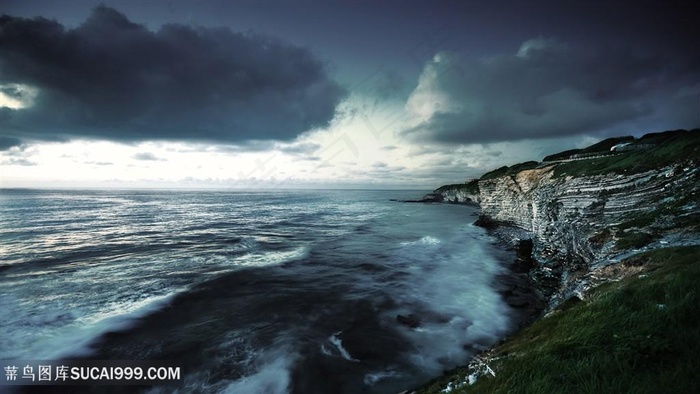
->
(1, 190, 515, 392)
(400, 235, 441, 246)
(246, 246, 309, 266)
(0, 291, 180, 359)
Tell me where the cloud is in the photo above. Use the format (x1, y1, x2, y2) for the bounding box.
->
(2, 157, 36, 166)
(0, 83, 39, 109)
(1, 143, 38, 166)
(372, 69, 407, 102)
(207, 140, 320, 156)
(402, 38, 700, 144)
(0, 6, 346, 149)
(275, 141, 321, 156)
(132, 152, 162, 161)
(0, 136, 21, 151)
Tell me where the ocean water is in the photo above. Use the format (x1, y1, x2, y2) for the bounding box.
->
(0, 189, 516, 393)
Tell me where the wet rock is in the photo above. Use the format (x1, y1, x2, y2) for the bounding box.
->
(396, 314, 421, 328)
(512, 239, 535, 273)
(505, 295, 530, 308)
(474, 215, 501, 230)
(401, 193, 444, 203)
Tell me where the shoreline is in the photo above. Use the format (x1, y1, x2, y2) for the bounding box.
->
(474, 213, 546, 334)
(408, 129, 699, 392)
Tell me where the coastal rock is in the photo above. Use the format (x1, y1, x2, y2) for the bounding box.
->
(398, 193, 445, 203)
(396, 314, 421, 328)
(433, 181, 479, 204)
(434, 131, 700, 310)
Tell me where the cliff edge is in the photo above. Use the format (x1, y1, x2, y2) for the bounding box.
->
(433, 129, 699, 308)
(415, 129, 700, 393)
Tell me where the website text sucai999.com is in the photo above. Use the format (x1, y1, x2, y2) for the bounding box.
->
(2, 360, 181, 386)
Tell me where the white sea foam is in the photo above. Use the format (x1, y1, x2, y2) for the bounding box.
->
(0, 240, 308, 360)
(241, 246, 309, 268)
(400, 235, 441, 246)
(364, 369, 401, 385)
(328, 332, 359, 362)
(388, 224, 511, 375)
(222, 351, 297, 394)
(2, 291, 180, 360)
(320, 344, 333, 356)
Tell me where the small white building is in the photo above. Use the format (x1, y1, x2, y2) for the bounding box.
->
(610, 142, 632, 152)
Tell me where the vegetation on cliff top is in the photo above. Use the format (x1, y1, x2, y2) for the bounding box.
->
(543, 136, 635, 162)
(434, 179, 480, 196)
(552, 129, 699, 177)
(417, 246, 700, 394)
(434, 129, 698, 193)
(479, 161, 540, 180)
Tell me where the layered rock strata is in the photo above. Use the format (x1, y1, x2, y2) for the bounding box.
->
(434, 160, 699, 308)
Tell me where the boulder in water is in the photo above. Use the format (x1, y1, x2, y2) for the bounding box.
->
(396, 314, 420, 328)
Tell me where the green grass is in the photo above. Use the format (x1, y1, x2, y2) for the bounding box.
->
(578, 136, 636, 154)
(417, 247, 700, 394)
(433, 129, 698, 193)
(553, 129, 700, 178)
(615, 230, 659, 250)
(480, 161, 540, 180)
(543, 148, 583, 162)
(435, 179, 480, 195)
(543, 137, 635, 161)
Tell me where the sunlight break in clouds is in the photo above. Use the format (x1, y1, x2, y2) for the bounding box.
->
(0, 83, 38, 109)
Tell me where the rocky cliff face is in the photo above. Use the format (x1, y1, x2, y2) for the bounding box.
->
(434, 141, 699, 308)
(433, 186, 478, 204)
(433, 181, 479, 204)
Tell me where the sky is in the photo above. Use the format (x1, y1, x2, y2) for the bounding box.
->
(1, 0, 698, 189)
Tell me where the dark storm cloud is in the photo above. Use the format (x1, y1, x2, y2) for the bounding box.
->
(0, 135, 21, 150)
(403, 38, 700, 144)
(0, 6, 346, 148)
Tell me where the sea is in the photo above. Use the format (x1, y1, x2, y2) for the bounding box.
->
(0, 189, 519, 393)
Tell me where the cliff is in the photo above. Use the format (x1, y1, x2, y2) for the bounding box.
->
(416, 129, 700, 393)
(434, 129, 700, 307)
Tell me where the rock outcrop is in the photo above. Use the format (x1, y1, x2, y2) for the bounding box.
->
(432, 130, 700, 309)
(433, 180, 479, 204)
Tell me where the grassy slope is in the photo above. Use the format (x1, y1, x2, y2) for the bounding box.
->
(434, 179, 480, 195)
(434, 130, 699, 192)
(552, 129, 699, 177)
(543, 136, 636, 161)
(479, 161, 540, 180)
(417, 246, 700, 394)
